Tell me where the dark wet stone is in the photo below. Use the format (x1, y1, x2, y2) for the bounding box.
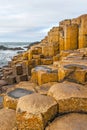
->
(34, 66, 52, 73)
(0, 96, 3, 108)
(7, 88, 34, 99)
(0, 45, 24, 50)
(17, 51, 25, 54)
(0, 96, 3, 103)
(64, 64, 87, 69)
(0, 80, 8, 87)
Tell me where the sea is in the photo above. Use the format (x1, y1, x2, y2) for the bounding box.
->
(0, 42, 30, 68)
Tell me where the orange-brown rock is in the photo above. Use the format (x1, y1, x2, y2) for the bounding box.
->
(48, 81, 87, 113)
(46, 113, 87, 130)
(72, 14, 87, 48)
(64, 24, 78, 50)
(31, 66, 58, 85)
(1, 14, 87, 130)
(0, 108, 16, 130)
(48, 27, 60, 44)
(57, 51, 87, 84)
(38, 71, 58, 85)
(15, 81, 37, 91)
(3, 14, 87, 86)
(36, 82, 57, 95)
(41, 58, 53, 65)
(16, 93, 57, 130)
(3, 85, 34, 110)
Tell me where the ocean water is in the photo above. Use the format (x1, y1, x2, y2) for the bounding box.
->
(0, 42, 30, 67)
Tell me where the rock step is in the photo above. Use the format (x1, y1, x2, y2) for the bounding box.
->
(48, 81, 87, 113)
(46, 113, 87, 130)
(16, 93, 57, 130)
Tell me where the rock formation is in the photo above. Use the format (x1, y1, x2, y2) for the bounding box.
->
(16, 93, 57, 130)
(46, 113, 87, 130)
(48, 81, 87, 113)
(0, 14, 87, 130)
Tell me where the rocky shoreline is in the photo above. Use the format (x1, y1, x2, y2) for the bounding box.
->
(0, 41, 40, 51)
(0, 45, 24, 51)
(0, 14, 87, 130)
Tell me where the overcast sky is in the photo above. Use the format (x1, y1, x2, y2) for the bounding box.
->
(0, 0, 87, 42)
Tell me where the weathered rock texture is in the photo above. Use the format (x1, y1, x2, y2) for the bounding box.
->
(48, 81, 87, 113)
(16, 93, 57, 130)
(0, 14, 87, 130)
(2, 14, 87, 85)
(4, 87, 34, 110)
(31, 65, 58, 85)
(46, 113, 87, 130)
(0, 108, 16, 130)
(57, 49, 87, 84)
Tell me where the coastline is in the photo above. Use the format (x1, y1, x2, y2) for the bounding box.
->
(0, 14, 87, 130)
(0, 41, 40, 68)
(0, 41, 40, 81)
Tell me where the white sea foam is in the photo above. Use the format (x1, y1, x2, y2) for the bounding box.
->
(0, 42, 30, 67)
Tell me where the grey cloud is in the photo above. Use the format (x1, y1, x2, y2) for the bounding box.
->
(0, 0, 87, 41)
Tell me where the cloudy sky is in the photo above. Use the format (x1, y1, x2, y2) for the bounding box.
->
(0, 0, 87, 42)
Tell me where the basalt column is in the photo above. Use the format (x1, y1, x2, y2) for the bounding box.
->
(48, 27, 60, 56)
(79, 15, 87, 48)
(64, 24, 78, 50)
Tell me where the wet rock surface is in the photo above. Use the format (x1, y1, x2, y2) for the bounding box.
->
(34, 66, 52, 72)
(7, 88, 34, 99)
(0, 96, 3, 108)
(3, 87, 35, 110)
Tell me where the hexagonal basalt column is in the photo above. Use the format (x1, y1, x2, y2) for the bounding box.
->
(31, 66, 58, 85)
(16, 93, 57, 130)
(38, 71, 58, 85)
(3, 88, 34, 110)
(58, 63, 87, 84)
(48, 81, 87, 114)
(46, 113, 87, 130)
(31, 65, 52, 83)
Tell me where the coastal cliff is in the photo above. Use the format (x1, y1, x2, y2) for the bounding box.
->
(0, 14, 87, 130)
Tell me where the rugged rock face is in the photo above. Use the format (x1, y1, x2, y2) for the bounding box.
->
(0, 14, 87, 130)
(1, 14, 87, 85)
(16, 93, 57, 130)
(46, 113, 87, 130)
(48, 81, 87, 113)
(3, 82, 36, 110)
(57, 49, 87, 84)
(31, 65, 58, 85)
